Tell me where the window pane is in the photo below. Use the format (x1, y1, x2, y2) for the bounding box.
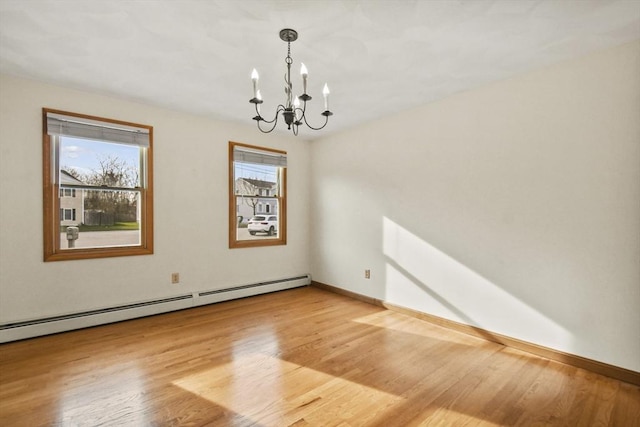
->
(229, 142, 286, 248)
(60, 137, 140, 188)
(58, 136, 142, 250)
(234, 161, 280, 241)
(59, 188, 141, 249)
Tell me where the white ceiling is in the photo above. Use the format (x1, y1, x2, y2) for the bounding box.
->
(1, 0, 639, 140)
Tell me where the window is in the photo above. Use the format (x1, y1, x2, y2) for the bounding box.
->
(43, 109, 153, 261)
(60, 208, 76, 221)
(229, 141, 286, 248)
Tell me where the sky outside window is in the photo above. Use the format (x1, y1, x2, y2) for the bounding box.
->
(60, 136, 139, 176)
(235, 162, 277, 182)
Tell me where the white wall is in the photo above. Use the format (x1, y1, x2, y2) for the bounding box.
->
(310, 41, 640, 372)
(0, 75, 311, 323)
(1, 41, 638, 373)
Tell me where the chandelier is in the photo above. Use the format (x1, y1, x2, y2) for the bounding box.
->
(250, 28, 332, 135)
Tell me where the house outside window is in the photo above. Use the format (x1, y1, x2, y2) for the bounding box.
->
(59, 170, 83, 226)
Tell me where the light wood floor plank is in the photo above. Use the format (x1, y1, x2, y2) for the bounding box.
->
(1, 287, 638, 426)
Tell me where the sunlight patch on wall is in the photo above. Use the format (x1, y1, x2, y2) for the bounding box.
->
(172, 353, 402, 425)
(382, 217, 570, 346)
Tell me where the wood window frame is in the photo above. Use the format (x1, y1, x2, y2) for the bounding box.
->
(42, 108, 154, 261)
(229, 141, 287, 249)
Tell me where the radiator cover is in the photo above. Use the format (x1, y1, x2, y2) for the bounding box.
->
(0, 275, 310, 343)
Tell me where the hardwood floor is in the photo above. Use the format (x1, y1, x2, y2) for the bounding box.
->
(1, 287, 638, 426)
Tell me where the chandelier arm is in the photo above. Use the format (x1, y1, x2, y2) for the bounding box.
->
(258, 104, 287, 124)
(256, 117, 279, 133)
(252, 102, 264, 121)
(301, 111, 330, 131)
(255, 105, 286, 133)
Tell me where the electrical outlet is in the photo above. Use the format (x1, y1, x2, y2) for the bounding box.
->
(171, 273, 180, 284)
(365, 269, 371, 279)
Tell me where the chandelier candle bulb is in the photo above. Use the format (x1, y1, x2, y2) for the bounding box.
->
(294, 97, 301, 121)
(323, 83, 330, 111)
(300, 63, 308, 94)
(256, 90, 262, 114)
(251, 69, 259, 98)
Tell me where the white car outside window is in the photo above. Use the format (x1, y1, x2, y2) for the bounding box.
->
(248, 215, 278, 236)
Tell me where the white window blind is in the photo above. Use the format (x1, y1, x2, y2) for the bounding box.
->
(46, 112, 150, 147)
(234, 146, 287, 167)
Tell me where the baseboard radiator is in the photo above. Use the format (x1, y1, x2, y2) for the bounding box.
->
(0, 274, 310, 343)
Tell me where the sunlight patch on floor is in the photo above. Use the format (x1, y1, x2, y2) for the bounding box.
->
(350, 311, 444, 339)
(56, 362, 148, 426)
(172, 353, 402, 425)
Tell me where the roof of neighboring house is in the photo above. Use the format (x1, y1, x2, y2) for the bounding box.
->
(238, 178, 275, 189)
(60, 170, 84, 185)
